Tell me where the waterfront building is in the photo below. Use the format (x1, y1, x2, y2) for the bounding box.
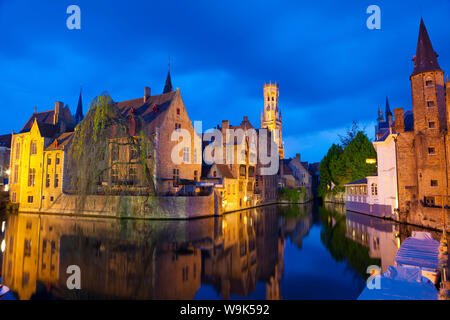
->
(9, 102, 75, 210)
(346, 19, 450, 230)
(279, 154, 312, 199)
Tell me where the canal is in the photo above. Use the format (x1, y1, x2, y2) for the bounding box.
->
(0, 203, 441, 300)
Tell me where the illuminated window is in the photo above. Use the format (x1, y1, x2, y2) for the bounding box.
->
(111, 166, 119, 183)
(371, 183, 378, 196)
(130, 146, 138, 160)
(111, 144, 119, 161)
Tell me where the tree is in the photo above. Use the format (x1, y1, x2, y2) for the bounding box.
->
(338, 120, 366, 147)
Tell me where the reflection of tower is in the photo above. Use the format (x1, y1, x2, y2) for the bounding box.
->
(261, 82, 284, 159)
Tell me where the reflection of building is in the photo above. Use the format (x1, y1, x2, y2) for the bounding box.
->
(345, 211, 399, 273)
(2, 204, 313, 300)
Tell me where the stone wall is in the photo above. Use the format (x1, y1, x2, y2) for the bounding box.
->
(21, 191, 216, 219)
(324, 192, 346, 204)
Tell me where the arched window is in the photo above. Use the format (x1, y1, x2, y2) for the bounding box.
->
(371, 183, 378, 196)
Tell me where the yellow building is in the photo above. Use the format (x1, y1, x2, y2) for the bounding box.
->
(9, 102, 75, 211)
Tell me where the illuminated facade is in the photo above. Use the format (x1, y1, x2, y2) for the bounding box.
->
(261, 82, 284, 159)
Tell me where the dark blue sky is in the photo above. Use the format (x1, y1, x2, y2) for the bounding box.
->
(1, 0, 449, 162)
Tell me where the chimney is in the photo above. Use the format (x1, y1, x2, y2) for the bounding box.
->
(144, 87, 151, 103)
(54, 101, 64, 124)
(222, 120, 229, 131)
(394, 108, 404, 133)
(295, 153, 301, 162)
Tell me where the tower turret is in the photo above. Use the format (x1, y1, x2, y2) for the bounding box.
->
(261, 82, 284, 159)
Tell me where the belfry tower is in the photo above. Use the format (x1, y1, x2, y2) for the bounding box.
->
(261, 82, 284, 159)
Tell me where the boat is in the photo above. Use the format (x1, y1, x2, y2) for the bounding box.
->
(358, 265, 438, 300)
(394, 231, 440, 284)
(0, 284, 10, 299)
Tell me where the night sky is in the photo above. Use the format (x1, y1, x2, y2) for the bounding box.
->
(1, 0, 449, 162)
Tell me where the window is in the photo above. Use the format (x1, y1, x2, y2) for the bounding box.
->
(111, 166, 119, 183)
(175, 123, 181, 130)
(50, 196, 54, 202)
(371, 183, 378, 196)
(129, 167, 137, 183)
(194, 148, 198, 164)
(24, 239, 31, 257)
(11, 192, 16, 203)
(428, 121, 436, 129)
(13, 166, 18, 184)
(111, 145, 119, 161)
(194, 170, 198, 181)
(173, 169, 180, 187)
(47, 156, 52, 165)
(248, 166, 255, 177)
(15, 143, 20, 159)
(46, 174, 50, 188)
(431, 180, 438, 187)
(182, 266, 189, 282)
(54, 174, 59, 188)
(425, 196, 435, 206)
(176, 108, 180, 115)
(427, 101, 435, 107)
(428, 147, 436, 155)
(183, 147, 190, 163)
(30, 141, 37, 155)
(239, 165, 246, 177)
(213, 171, 217, 177)
(27, 196, 33, 203)
(28, 168, 35, 187)
(130, 146, 138, 160)
(426, 80, 433, 87)
(56, 155, 60, 165)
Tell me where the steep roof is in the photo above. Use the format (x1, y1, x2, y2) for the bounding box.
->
(116, 91, 177, 125)
(21, 110, 55, 133)
(163, 68, 173, 94)
(74, 90, 84, 125)
(35, 122, 61, 138)
(412, 19, 442, 76)
(214, 164, 235, 179)
(385, 97, 392, 117)
(0, 134, 12, 148)
(45, 132, 74, 151)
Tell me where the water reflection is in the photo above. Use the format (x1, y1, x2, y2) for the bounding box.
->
(0, 203, 440, 300)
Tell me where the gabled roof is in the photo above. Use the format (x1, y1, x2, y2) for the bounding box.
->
(116, 91, 177, 125)
(412, 18, 442, 76)
(35, 122, 61, 138)
(21, 110, 55, 133)
(45, 132, 74, 151)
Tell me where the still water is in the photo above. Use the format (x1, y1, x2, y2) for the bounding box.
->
(0, 203, 441, 300)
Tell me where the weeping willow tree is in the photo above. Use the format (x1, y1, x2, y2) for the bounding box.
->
(67, 92, 156, 214)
